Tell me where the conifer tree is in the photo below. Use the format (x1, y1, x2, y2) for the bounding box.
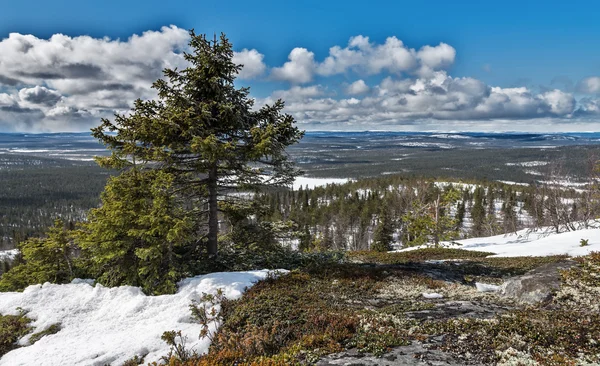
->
(91, 31, 303, 258)
(79, 170, 194, 294)
(372, 205, 394, 252)
(0, 220, 78, 291)
(471, 186, 486, 236)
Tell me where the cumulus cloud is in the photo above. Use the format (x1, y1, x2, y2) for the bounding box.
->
(18, 86, 62, 106)
(259, 71, 581, 129)
(0, 26, 192, 131)
(271, 85, 325, 101)
(0, 26, 592, 132)
(232, 49, 267, 79)
(270, 48, 316, 83)
(578, 77, 600, 94)
(271, 36, 456, 83)
(345, 80, 370, 95)
(0, 26, 267, 131)
(575, 97, 600, 116)
(0, 93, 17, 107)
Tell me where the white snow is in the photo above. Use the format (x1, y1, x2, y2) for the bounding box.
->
(395, 226, 600, 258)
(506, 161, 548, 167)
(497, 180, 530, 187)
(292, 176, 350, 190)
(456, 228, 600, 257)
(475, 282, 501, 292)
(0, 249, 18, 261)
(0, 270, 286, 366)
(422, 292, 444, 299)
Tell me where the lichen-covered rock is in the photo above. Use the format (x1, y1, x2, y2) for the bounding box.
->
(315, 341, 467, 366)
(499, 260, 577, 304)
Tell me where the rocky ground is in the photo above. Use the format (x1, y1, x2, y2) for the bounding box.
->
(173, 249, 600, 365)
(316, 258, 592, 366)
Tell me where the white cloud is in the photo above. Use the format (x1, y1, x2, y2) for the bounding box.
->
(232, 49, 266, 79)
(271, 85, 325, 101)
(0, 25, 191, 131)
(259, 72, 580, 129)
(272, 35, 457, 84)
(575, 97, 600, 115)
(540, 89, 576, 115)
(0, 26, 592, 132)
(416, 43, 456, 69)
(317, 36, 420, 77)
(18, 86, 62, 106)
(578, 77, 600, 94)
(270, 48, 316, 83)
(0, 93, 16, 107)
(345, 80, 370, 95)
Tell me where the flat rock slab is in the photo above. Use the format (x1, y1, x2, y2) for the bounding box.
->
(499, 260, 578, 304)
(316, 341, 472, 366)
(406, 300, 511, 320)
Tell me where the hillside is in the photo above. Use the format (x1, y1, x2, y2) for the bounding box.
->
(1, 226, 600, 365)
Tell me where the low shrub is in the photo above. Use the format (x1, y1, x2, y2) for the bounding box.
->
(0, 310, 32, 357)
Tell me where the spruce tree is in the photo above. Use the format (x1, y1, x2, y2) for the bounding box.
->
(471, 186, 486, 236)
(79, 170, 194, 294)
(0, 220, 79, 292)
(372, 205, 394, 252)
(91, 31, 303, 259)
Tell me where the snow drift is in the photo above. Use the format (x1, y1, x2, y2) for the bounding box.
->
(0, 270, 285, 366)
(396, 226, 600, 258)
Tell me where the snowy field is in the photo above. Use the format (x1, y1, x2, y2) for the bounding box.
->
(292, 176, 350, 190)
(396, 226, 600, 258)
(0, 270, 286, 366)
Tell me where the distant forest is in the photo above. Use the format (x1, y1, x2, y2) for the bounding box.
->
(1, 147, 598, 252)
(0, 154, 111, 249)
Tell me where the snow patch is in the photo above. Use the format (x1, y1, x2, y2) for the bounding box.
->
(0, 270, 287, 366)
(475, 282, 500, 292)
(0, 249, 19, 261)
(292, 177, 350, 190)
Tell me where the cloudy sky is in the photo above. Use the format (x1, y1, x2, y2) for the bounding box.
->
(1, 0, 600, 132)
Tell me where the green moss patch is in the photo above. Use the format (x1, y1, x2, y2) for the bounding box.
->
(28, 323, 61, 344)
(0, 310, 32, 357)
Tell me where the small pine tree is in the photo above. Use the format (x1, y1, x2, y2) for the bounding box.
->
(0, 220, 79, 292)
(79, 170, 194, 295)
(471, 186, 486, 237)
(372, 206, 393, 252)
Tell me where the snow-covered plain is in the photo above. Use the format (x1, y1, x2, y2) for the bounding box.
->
(292, 176, 350, 190)
(396, 227, 600, 258)
(0, 270, 285, 366)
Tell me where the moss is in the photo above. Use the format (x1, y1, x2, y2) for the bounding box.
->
(28, 323, 61, 344)
(426, 309, 600, 365)
(0, 310, 32, 357)
(176, 265, 419, 365)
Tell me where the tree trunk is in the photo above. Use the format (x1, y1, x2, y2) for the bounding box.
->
(207, 165, 219, 257)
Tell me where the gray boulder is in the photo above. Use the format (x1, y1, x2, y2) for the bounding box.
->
(499, 260, 577, 304)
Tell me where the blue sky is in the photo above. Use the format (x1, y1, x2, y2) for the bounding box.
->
(0, 0, 599, 132)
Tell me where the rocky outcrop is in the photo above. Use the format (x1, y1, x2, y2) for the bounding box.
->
(499, 260, 578, 304)
(316, 340, 467, 366)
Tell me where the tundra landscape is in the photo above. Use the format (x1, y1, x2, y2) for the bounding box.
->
(1, 1, 600, 365)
